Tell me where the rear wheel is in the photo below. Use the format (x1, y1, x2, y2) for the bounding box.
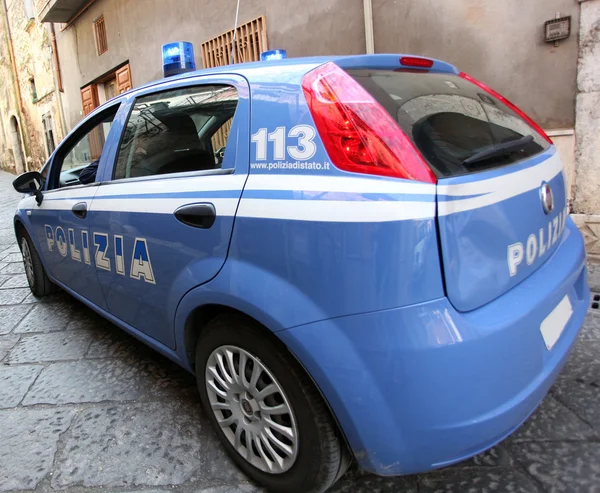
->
(18, 230, 54, 297)
(196, 314, 349, 493)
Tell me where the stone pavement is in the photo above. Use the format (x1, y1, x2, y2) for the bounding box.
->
(0, 168, 599, 493)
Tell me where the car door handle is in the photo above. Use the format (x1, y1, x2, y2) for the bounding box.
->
(174, 203, 216, 229)
(72, 202, 88, 219)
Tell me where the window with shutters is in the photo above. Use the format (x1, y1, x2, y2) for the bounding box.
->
(201, 16, 268, 68)
(201, 16, 266, 151)
(80, 63, 132, 115)
(94, 15, 108, 56)
(42, 113, 56, 157)
(29, 78, 37, 102)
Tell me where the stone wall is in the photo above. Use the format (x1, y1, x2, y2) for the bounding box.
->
(0, 0, 64, 174)
(573, 0, 600, 260)
(0, 2, 23, 173)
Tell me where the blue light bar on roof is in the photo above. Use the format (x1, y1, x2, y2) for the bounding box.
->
(162, 42, 196, 78)
(261, 49, 287, 61)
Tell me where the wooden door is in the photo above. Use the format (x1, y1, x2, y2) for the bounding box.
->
(80, 85, 103, 160)
(81, 84, 99, 116)
(115, 64, 132, 94)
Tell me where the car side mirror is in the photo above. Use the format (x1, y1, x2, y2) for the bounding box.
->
(13, 171, 44, 205)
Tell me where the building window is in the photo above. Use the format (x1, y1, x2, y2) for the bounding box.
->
(42, 113, 56, 156)
(200, 16, 266, 148)
(94, 15, 108, 56)
(29, 77, 37, 102)
(23, 0, 34, 19)
(201, 16, 267, 68)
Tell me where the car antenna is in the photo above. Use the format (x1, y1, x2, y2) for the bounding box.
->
(230, 0, 241, 65)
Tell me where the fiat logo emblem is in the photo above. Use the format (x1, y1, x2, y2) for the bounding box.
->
(540, 182, 554, 215)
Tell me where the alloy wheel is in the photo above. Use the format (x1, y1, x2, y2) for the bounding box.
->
(21, 238, 34, 288)
(205, 345, 299, 474)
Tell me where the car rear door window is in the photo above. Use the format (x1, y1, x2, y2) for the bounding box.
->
(345, 69, 550, 177)
(113, 85, 238, 180)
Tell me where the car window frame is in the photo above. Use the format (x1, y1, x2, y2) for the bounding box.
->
(44, 100, 127, 193)
(111, 83, 238, 181)
(97, 73, 249, 185)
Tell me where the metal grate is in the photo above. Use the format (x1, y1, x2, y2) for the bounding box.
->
(592, 293, 599, 310)
(201, 16, 267, 151)
(94, 15, 108, 56)
(201, 16, 268, 68)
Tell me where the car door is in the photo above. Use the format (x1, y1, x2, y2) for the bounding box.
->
(88, 75, 249, 349)
(27, 102, 125, 309)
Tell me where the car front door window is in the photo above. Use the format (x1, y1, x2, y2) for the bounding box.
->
(50, 111, 116, 189)
(26, 105, 120, 310)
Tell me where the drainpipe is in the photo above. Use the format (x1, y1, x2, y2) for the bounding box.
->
(49, 23, 68, 138)
(363, 0, 375, 54)
(50, 23, 63, 92)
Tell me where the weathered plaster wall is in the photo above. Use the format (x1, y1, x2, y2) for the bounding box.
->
(0, 2, 24, 173)
(373, 0, 580, 130)
(0, 0, 64, 173)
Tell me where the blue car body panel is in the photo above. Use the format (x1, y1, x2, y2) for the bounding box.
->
(437, 147, 568, 312)
(280, 218, 588, 474)
(13, 54, 590, 477)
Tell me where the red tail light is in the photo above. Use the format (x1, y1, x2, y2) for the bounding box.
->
(460, 72, 553, 144)
(301, 62, 436, 183)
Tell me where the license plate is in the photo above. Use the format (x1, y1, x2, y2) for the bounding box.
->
(540, 295, 573, 350)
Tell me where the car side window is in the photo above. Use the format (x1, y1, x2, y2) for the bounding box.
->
(49, 109, 117, 190)
(113, 85, 238, 180)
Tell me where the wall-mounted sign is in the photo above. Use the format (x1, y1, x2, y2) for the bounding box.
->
(544, 16, 571, 43)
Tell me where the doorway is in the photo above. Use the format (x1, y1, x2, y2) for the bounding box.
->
(9, 115, 26, 173)
(80, 62, 132, 116)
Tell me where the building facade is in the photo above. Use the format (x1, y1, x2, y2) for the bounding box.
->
(43, 0, 587, 198)
(45, 0, 581, 129)
(0, 0, 65, 174)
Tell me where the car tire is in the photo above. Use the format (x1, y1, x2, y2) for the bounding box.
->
(18, 229, 55, 297)
(195, 314, 350, 493)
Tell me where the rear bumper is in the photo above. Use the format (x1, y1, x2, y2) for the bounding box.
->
(279, 218, 589, 475)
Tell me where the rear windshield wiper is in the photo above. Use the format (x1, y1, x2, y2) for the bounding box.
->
(462, 135, 534, 166)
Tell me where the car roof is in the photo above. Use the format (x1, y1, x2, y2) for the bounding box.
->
(82, 54, 459, 125)
(121, 54, 460, 97)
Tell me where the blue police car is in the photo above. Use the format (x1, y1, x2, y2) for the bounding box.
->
(12, 55, 590, 492)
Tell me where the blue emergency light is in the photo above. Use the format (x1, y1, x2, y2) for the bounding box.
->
(162, 42, 196, 78)
(260, 49, 287, 61)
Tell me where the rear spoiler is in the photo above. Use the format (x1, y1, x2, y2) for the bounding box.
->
(332, 54, 459, 74)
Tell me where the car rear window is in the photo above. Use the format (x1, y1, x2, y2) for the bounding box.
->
(345, 69, 550, 178)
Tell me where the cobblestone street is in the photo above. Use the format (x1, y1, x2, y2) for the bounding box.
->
(1, 169, 599, 493)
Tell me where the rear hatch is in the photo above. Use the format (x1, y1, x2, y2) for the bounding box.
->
(346, 67, 566, 312)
